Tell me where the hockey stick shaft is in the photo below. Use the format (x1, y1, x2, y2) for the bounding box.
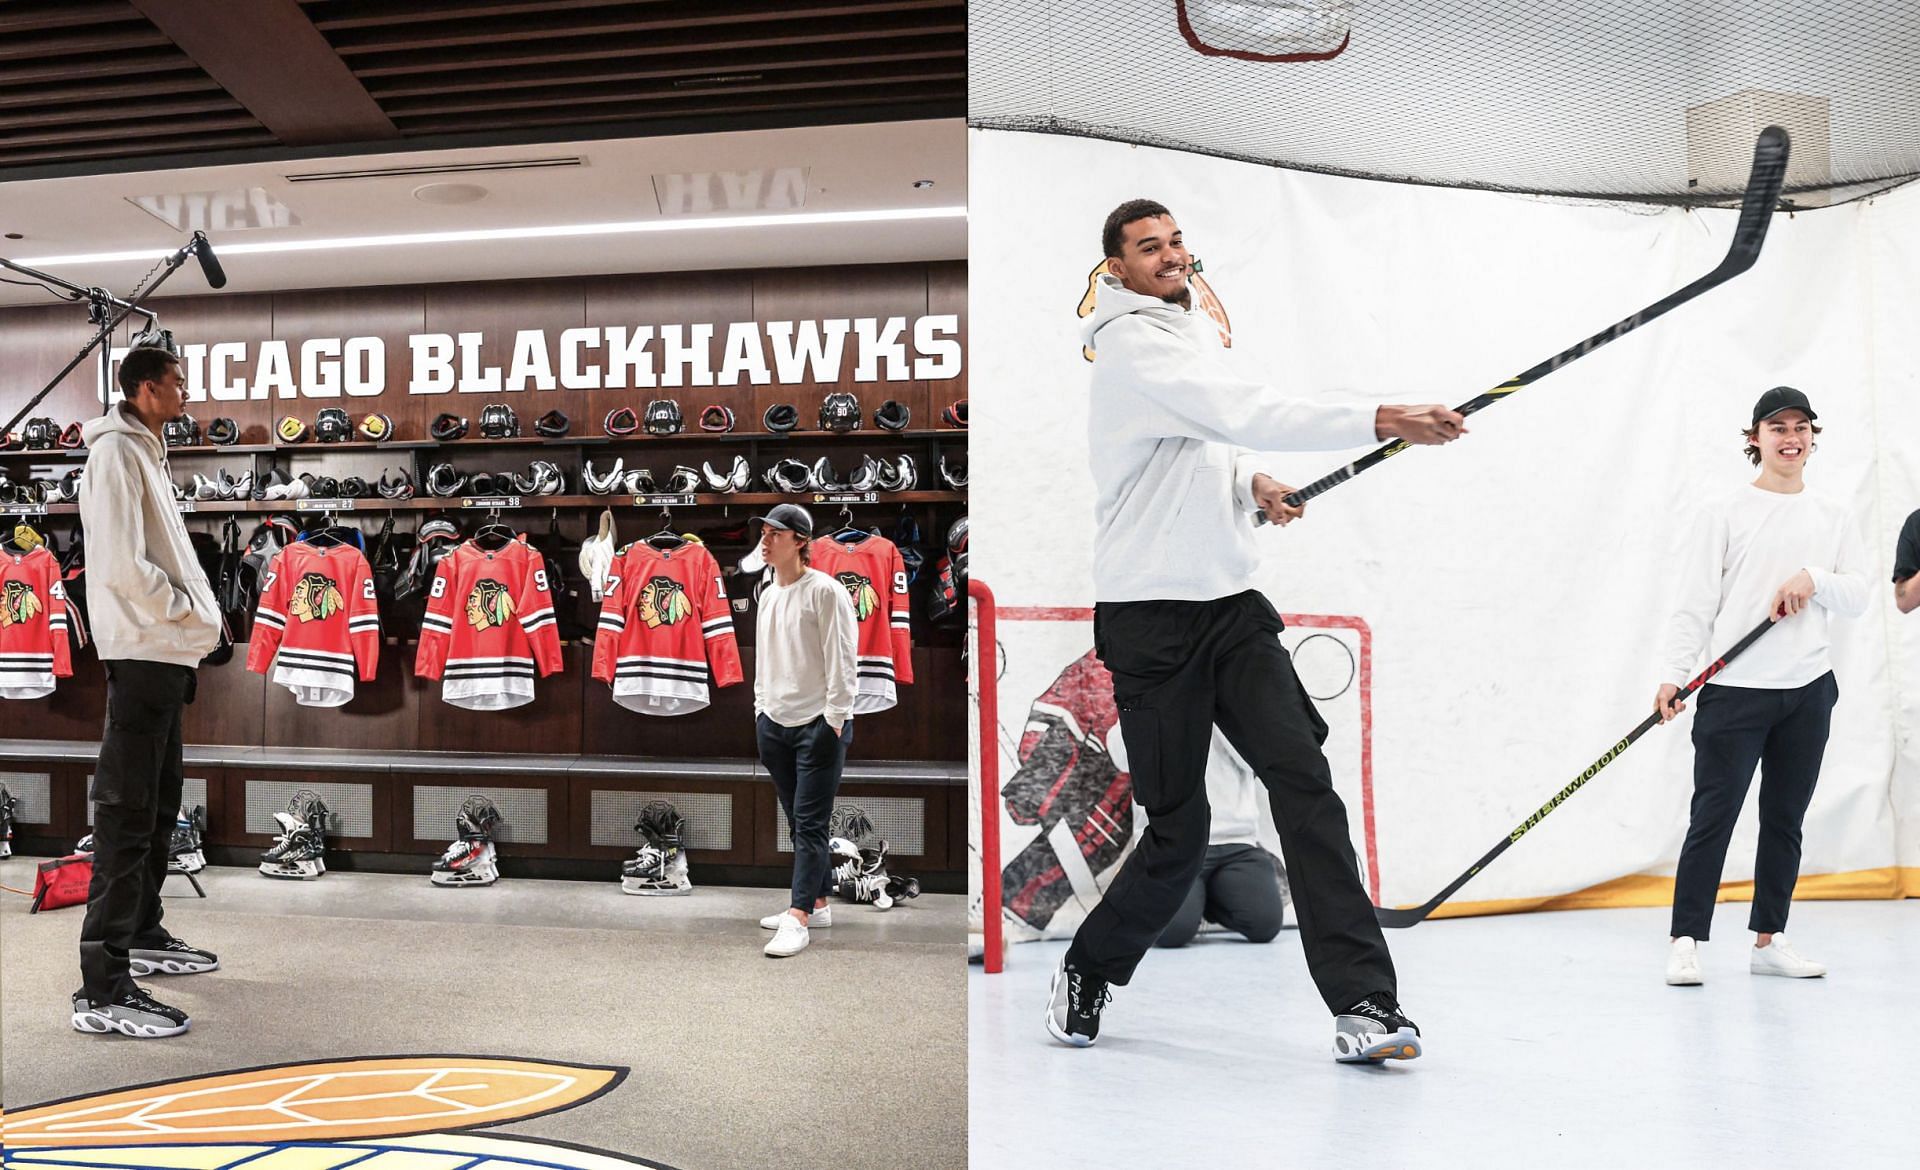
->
(1255, 126, 1789, 524)
(1374, 615, 1777, 928)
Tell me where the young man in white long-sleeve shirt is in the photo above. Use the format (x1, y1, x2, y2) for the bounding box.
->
(1656, 387, 1868, 986)
(751, 503, 859, 958)
(1045, 199, 1467, 1063)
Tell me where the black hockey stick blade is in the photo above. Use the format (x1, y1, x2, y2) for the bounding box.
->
(1256, 126, 1791, 524)
(1374, 616, 1777, 928)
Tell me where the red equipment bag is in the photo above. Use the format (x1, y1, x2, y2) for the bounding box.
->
(30, 852, 93, 912)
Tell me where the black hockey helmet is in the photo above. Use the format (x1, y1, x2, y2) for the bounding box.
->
(479, 403, 520, 439)
(58, 422, 85, 449)
(163, 414, 200, 447)
(699, 404, 736, 432)
(819, 392, 861, 433)
(875, 399, 912, 431)
(314, 407, 352, 443)
(376, 469, 416, 500)
(534, 409, 570, 438)
(21, 417, 59, 450)
(206, 417, 240, 445)
(941, 398, 968, 428)
(643, 398, 684, 436)
(430, 412, 470, 441)
(339, 475, 370, 499)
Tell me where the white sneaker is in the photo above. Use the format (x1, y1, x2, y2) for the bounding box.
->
(1751, 935, 1825, 978)
(764, 915, 809, 958)
(759, 904, 831, 930)
(1667, 936, 1703, 985)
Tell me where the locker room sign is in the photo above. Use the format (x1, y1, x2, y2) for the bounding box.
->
(99, 316, 964, 404)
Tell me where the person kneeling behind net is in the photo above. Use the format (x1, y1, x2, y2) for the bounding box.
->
(1151, 729, 1287, 949)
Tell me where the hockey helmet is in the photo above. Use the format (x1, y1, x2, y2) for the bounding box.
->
(358, 412, 395, 442)
(534, 409, 570, 438)
(479, 403, 520, 439)
(875, 399, 912, 431)
(818, 391, 861, 432)
(206, 417, 240, 445)
(763, 402, 799, 433)
(430, 412, 470, 441)
(942, 398, 968, 428)
(314, 407, 353, 444)
(698, 404, 736, 432)
(643, 398, 684, 436)
(163, 414, 200, 447)
(604, 406, 640, 437)
(275, 415, 310, 444)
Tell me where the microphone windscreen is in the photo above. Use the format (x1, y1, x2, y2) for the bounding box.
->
(191, 231, 228, 289)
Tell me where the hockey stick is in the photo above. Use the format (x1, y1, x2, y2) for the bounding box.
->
(1374, 615, 1777, 928)
(1254, 125, 1789, 525)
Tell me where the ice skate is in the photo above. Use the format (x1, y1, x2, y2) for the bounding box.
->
(621, 800, 692, 895)
(0, 784, 16, 859)
(259, 790, 329, 880)
(167, 805, 208, 875)
(431, 795, 502, 887)
(834, 839, 918, 911)
(1333, 992, 1422, 1063)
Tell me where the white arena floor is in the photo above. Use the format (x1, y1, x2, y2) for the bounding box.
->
(969, 900, 1918, 1170)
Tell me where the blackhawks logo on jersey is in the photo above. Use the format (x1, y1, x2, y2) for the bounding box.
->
(1, 579, 43, 628)
(637, 576, 693, 628)
(467, 578, 515, 631)
(287, 573, 344, 623)
(834, 571, 880, 621)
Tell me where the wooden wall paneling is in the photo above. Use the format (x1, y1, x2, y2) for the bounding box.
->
(412, 638, 586, 752)
(567, 770, 757, 866)
(394, 770, 569, 860)
(842, 646, 962, 761)
(1, 302, 110, 422)
(580, 652, 759, 759)
(580, 269, 757, 427)
(264, 284, 427, 443)
(748, 779, 953, 870)
(13, 638, 106, 741)
(182, 653, 267, 746)
(749, 263, 933, 433)
(222, 765, 392, 854)
(261, 637, 414, 751)
(418, 276, 586, 437)
(136, 292, 275, 414)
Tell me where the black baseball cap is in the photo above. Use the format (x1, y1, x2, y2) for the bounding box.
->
(1752, 386, 1817, 427)
(755, 503, 814, 538)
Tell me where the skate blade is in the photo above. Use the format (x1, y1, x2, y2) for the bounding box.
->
(431, 874, 497, 887)
(1334, 1027, 1421, 1063)
(620, 881, 692, 896)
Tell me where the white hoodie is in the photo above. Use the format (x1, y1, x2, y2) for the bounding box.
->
(78, 404, 221, 667)
(1081, 274, 1379, 601)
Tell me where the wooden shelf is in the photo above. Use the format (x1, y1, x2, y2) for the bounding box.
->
(7, 491, 966, 519)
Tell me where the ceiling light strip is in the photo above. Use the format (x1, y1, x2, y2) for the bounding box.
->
(14, 205, 966, 267)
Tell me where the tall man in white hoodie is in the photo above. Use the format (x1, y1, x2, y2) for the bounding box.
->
(72, 345, 223, 1039)
(1657, 388, 1867, 986)
(1046, 200, 1466, 1062)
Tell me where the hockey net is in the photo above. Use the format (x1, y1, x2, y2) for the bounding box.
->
(968, 585, 1377, 973)
(969, 0, 1920, 208)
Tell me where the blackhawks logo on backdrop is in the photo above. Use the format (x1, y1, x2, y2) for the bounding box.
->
(1077, 258, 1232, 361)
(835, 571, 880, 621)
(637, 576, 692, 628)
(287, 573, 343, 623)
(467, 579, 515, 631)
(1, 580, 43, 628)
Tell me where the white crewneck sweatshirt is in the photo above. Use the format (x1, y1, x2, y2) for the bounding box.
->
(1081, 274, 1379, 602)
(754, 567, 858, 730)
(1661, 484, 1869, 689)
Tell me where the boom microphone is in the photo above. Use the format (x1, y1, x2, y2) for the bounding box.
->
(190, 231, 228, 289)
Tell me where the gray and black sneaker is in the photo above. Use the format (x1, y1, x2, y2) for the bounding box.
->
(129, 938, 219, 976)
(1333, 991, 1422, 1063)
(1044, 956, 1111, 1047)
(72, 987, 190, 1038)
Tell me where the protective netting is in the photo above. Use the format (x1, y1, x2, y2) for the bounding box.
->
(970, 0, 1920, 207)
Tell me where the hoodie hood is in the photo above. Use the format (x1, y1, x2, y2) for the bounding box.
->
(1079, 273, 1196, 352)
(80, 403, 164, 456)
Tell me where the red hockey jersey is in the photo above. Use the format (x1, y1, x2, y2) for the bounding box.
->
(246, 542, 380, 707)
(808, 533, 913, 714)
(1, 545, 75, 700)
(416, 537, 563, 710)
(592, 540, 742, 715)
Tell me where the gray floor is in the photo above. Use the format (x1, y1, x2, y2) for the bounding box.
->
(2, 860, 966, 1170)
(970, 901, 1918, 1170)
